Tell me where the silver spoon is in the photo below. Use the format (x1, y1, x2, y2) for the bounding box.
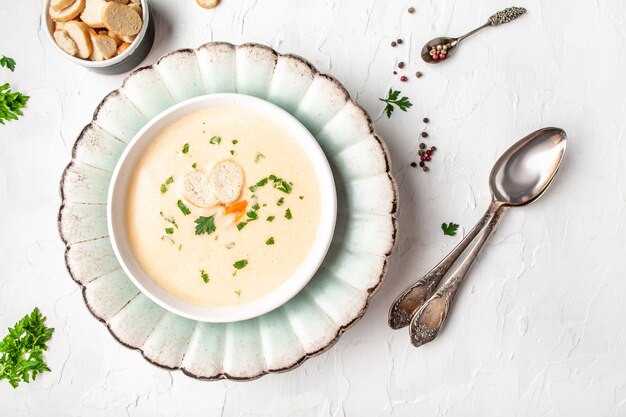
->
(388, 127, 567, 346)
(421, 6, 527, 64)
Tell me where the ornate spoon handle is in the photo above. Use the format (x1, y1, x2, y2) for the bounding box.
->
(388, 201, 502, 329)
(454, 7, 527, 45)
(487, 6, 527, 26)
(408, 205, 507, 347)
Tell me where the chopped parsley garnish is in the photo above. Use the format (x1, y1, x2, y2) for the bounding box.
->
(192, 162, 197, 169)
(233, 259, 248, 270)
(232, 139, 238, 145)
(246, 211, 258, 220)
(266, 216, 275, 222)
(277, 181, 292, 194)
(255, 153, 265, 163)
(182, 143, 189, 154)
(0, 307, 54, 388)
(225, 242, 235, 249)
(194, 215, 216, 235)
(230, 150, 235, 155)
(249, 175, 292, 194)
(277, 197, 285, 206)
(252, 203, 260, 211)
(200, 269, 209, 283)
(270, 175, 292, 193)
(285, 208, 292, 220)
(177, 200, 191, 215)
(160, 176, 174, 193)
(160, 212, 178, 228)
(441, 222, 459, 236)
(165, 227, 174, 234)
(236, 222, 247, 231)
(379, 88, 413, 118)
(299, 195, 304, 200)
(266, 237, 275, 245)
(209, 136, 221, 145)
(234, 290, 241, 297)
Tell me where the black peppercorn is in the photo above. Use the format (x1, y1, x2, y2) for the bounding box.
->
(419, 161, 425, 167)
(421, 132, 428, 138)
(410, 162, 417, 168)
(419, 143, 426, 149)
(423, 117, 429, 123)
(397, 38, 403, 44)
(431, 146, 437, 151)
(398, 62, 405, 69)
(391, 41, 397, 47)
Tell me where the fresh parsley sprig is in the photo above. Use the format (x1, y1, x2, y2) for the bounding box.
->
(379, 89, 412, 118)
(0, 56, 16, 72)
(0, 83, 29, 125)
(441, 222, 459, 236)
(0, 308, 54, 388)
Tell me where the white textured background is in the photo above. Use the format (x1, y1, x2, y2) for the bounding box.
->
(2, 0, 626, 415)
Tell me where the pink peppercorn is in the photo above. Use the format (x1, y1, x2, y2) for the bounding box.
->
(425, 155, 431, 162)
(426, 150, 433, 156)
(438, 53, 445, 59)
(432, 54, 439, 60)
(400, 75, 408, 82)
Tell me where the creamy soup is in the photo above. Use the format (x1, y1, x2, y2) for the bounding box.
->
(126, 106, 321, 307)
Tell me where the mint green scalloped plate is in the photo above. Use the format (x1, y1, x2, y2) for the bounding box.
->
(58, 42, 397, 380)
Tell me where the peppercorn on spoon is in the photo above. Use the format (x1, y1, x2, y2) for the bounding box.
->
(421, 6, 527, 64)
(388, 128, 566, 345)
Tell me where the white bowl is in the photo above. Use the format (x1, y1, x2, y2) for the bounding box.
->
(107, 93, 337, 323)
(42, 0, 154, 74)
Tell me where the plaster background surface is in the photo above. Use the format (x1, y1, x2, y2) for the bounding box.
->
(1, 0, 625, 415)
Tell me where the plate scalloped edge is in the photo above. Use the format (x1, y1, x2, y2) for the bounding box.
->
(57, 42, 398, 381)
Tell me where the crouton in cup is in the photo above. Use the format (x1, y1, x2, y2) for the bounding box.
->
(43, 0, 154, 74)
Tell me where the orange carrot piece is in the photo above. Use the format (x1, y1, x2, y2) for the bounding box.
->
(225, 200, 247, 215)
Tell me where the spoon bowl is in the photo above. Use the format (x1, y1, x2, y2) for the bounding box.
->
(491, 127, 567, 206)
(421, 37, 458, 64)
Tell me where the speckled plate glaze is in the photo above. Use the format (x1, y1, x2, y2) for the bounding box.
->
(58, 42, 398, 380)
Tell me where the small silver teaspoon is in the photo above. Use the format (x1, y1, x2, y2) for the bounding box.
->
(388, 127, 567, 347)
(421, 6, 527, 64)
